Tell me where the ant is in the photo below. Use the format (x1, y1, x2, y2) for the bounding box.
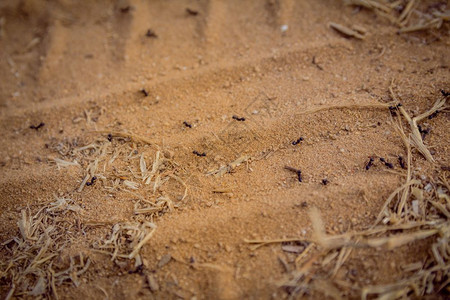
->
(388, 103, 402, 117)
(380, 157, 394, 169)
(86, 176, 97, 186)
(292, 137, 304, 145)
(186, 8, 199, 16)
(285, 166, 302, 182)
(30, 122, 45, 130)
(140, 89, 149, 97)
(232, 115, 246, 121)
(428, 111, 439, 120)
(193, 151, 206, 157)
(183, 121, 192, 128)
(120, 6, 131, 13)
(146, 29, 158, 38)
(365, 157, 374, 170)
(398, 155, 406, 169)
(417, 125, 430, 139)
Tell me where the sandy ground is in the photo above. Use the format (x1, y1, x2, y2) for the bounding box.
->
(0, 0, 449, 299)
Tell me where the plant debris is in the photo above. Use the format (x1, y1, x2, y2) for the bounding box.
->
(207, 155, 250, 177)
(0, 197, 89, 298)
(312, 56, 324, 71)
(344, 0, 450, 33)
(329, 22, 366, 39)
(93, 221, 157, 267)
(247, 87, 450, 299)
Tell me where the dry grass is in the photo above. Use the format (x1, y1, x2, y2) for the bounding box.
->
(344, 0, 449, 32)
(58, 132, 188, 215)
(247, 91, 449, 298)
(0, 197, 88, 299)
(92, 221, 156, 267)
(1, 132, 188, 298)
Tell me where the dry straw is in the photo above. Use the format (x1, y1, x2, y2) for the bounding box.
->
(247, 89, 449, 298)
(1, 131, 188, 297)
(344, 0, 449, 32)
(1, 197, 88, 299)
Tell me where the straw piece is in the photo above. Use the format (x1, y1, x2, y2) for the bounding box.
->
(329, 22, 365, 39)
(297, 102, 392, 116)
(94, 130, 158, 147)
(53, 158, 80, 168)
(207, 155, 250, 177)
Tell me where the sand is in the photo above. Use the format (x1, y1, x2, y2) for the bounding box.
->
(0, 0, 449, 299)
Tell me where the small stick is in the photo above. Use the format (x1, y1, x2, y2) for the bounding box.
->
(285, 166, 302, 182)
(329, 22, 365, 39)
(312, 56, 323, 71)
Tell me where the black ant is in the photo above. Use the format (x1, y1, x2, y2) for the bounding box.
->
(380, 157, 394, 169)
(365, 157, 374, 170)
(292, 137, 304, 145)
(285, 166, 302, 182)
(232, 115, 246, 121)
(183, 121, 192, 128)
(398, 155, 406, 169)
(107, 134, 112, 142)
(193, 151, 206, 157)
(417, 125, 430, 139)
(428, 111, 439, 120)
(86, 176, 97, 186)
(120, 6, 131, 13)
(146, 29, 158, 38)
(441, 89, 449, 97)
(321, 179, 329, 185)
(186, 8, 199, 16)
(30, 122, 45, 130)
(388, 103, 402, 117)
(140, 89, 149, 97)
